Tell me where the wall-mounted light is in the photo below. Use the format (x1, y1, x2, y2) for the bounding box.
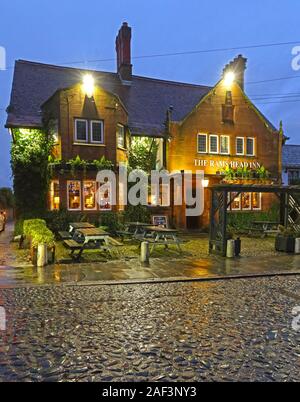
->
(223, 71, 235, 87)
(82, 74, 95, 98)
(202, 179, 209, 188)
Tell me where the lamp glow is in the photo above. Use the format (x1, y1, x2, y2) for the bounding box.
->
(224, 71, 235, 87)
(202, 179, 209, 188)
(82, 74, 95, 97)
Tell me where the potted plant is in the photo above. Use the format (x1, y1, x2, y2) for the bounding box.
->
(275, 225, 295, 253)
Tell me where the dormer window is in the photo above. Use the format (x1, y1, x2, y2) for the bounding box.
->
(74, 118, 104, 144)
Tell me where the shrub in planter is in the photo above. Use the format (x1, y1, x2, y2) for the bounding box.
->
(275, 226, 295, 253)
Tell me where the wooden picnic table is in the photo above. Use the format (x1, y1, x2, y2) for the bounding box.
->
(63, 227, 122, 260)
(59, 222, 95, 240)
(251, 221, 281, 236)
(116, 222, 155, 240)
(139, 226, 183, 254)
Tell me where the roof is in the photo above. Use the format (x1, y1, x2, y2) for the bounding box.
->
(6, 60, 211, 136)
(282, 145, 300, 168)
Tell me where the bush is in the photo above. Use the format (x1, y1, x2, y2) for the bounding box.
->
(23, 219, 55, 247)
(123, 204, 151, 224)
(98, 212, 123, 234)
(43, 209, 73, 233)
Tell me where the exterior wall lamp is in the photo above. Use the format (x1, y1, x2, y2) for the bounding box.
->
(223, 71, 235, 87)
(82, 74, 95, 98)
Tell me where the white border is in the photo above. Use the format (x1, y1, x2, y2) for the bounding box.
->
(90, 120, 104, 144)
(83, 180, 97, 211)
(246, 137, 255, 156)
(74, 119, 88, 142)
(209, 134, 219, 154)
(220, 135, 230, 155)
(236, 137, 244, 155)
(197, 133, 207, 153)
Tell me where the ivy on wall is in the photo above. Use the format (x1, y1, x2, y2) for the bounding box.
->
(11, 128, 54, 217)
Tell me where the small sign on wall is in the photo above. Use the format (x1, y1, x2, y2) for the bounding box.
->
(152, 215, 168, 228)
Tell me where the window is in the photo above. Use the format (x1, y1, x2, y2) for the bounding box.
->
(246, 137, 255, 156)
(197, 134, 207, 153)
(67, 181, 81, 210)
(252, 193, 261, 210)
(236, 137, 244, 155)
(83, 181, 96, 210)
(98, 182, 112, 211)
(231, 192, 241, 210)
(117, 124, 126, 148)
(241, 193, 251, 210)
(209, 135, 218, 154)
(220, 135, 230, 154)
(50, 180, 60, 210)
(91, 120, 104, 143)
(75, 119, 88, 142)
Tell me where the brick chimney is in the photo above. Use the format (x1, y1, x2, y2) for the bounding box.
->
(115, 22, 132, 82)
(222, 55, 247, 90)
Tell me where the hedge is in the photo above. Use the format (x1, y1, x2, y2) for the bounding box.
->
(23, 219, 55, 247)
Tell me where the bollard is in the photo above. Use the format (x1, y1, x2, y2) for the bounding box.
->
(140, 241, 150, 265)
(295, 238, 300, 254)
(226, 239, 235, 258)
(37, 243, 48, 267)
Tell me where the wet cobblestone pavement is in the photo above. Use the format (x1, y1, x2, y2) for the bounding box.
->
(1, 276, 300, 382)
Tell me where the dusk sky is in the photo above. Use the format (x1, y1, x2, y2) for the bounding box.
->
(0, 0, 300, 188)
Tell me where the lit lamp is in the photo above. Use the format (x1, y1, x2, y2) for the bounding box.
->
(223, 71, 235, 87)
(82, 74, 95, 98)
(202, 179, 209, 188)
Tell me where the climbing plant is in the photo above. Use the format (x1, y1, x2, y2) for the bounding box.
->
(11, 128, 54, 217)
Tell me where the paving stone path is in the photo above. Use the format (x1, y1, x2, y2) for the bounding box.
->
(0, 276, 300, 381)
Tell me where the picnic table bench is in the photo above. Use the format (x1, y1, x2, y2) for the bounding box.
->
(116, 222, 155, 241)
(137, 226, 184, 255)
(63, 227, 123, 261)
(58, 222, 95, 240)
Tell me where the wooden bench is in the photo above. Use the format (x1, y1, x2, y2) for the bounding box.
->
(58, 231, 72, 240)
(63, 239, 83, 260)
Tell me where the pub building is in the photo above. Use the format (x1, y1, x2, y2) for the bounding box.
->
(6, 22, 283, 230)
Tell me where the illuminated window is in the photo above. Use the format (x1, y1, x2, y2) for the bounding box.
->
(75, 119, 88, 142)
(236, 137, 244, 155)
(83, 181, 96, 210)
(67, 181, 81, 210)
(246, 137, 255, 156)
(197, 134, 207, 153)
(91, 120, 104, 143)
(252, 193, 261, 210)
(160, 184, 170, 207)
(117, 124, 126, 148)
(98, 182, 112, 211)
(231, 192, 241, 210)
(209, 135, 218, 154)
(241, 193, 251, 210)
(220, 135, 230, 154)
(50, 180, 60, 210)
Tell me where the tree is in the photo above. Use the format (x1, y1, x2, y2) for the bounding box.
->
(0, 187, 14, 209)
(128, 137, 159, 174)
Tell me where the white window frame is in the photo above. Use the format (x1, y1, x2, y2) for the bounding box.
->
(117, 123, 126, 149)
(252, 192, 262, 210)
(220, 135, 230, 155)
(197, 133, 207, 153)
(67, 180, 82, 211)
(236, 137, 244, 155)
(98, 182, 112, 211)
(231, 192, 241, 211)
(241, 192, 252, 211)
(83, 180, 97, 211)
(74, 119, 88, 143)
(246, 137, 255, 156)
(209, 134, 219, 154)
(90, 120, 104, 144)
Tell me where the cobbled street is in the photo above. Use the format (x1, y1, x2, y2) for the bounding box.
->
(0, 276, 300, 382)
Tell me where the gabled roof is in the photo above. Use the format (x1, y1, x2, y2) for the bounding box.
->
(6, 60, 211, 136)
(282, 145, 300, 168)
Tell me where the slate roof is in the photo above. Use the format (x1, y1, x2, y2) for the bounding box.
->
(282, 145, 300, 168)
(6, 60, 212, 136)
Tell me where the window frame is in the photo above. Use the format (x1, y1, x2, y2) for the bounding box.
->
(246, 137, 255, 156)
(83, 180, 97, 211)
(90, 120, 104, 144)
(252, 192, 262, 210)
(74, 118, 88, 143)
(67, 180, 82, 211)
(197, 133, 207, 154)
(236, 137, 244, 156)
(230, 192, 241, 211)
(116, 123, 126, 149)
(209, 134, 219, 154)
(220, 135, 230, 155)
(241, 192, 252, 211)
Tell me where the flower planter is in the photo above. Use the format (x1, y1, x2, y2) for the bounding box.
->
(275, 235, 295, 253)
